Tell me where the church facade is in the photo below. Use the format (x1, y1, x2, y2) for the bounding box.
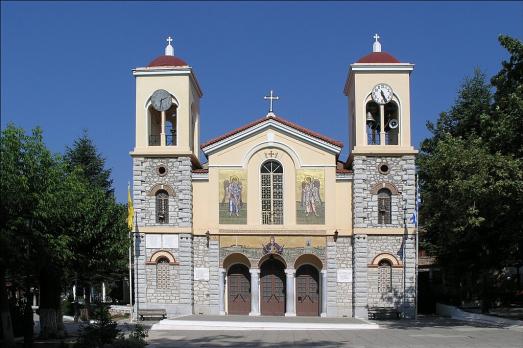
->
(131, 36, 418, 319)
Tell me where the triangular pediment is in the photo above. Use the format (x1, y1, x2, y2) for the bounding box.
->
(201, 114, 343, 157)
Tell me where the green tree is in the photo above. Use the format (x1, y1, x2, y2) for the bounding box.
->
(64, 130, 113, 194)
(419, 36, 523, 312)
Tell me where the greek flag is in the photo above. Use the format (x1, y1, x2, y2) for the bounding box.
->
(410, 176, 421, 226)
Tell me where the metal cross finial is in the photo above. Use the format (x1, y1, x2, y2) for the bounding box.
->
(373, 33, 380, 42)
(166, 36, 173, 45)
(264, 90, 279, 113)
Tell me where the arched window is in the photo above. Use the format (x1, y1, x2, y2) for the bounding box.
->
(377, 259, 392, 293)
(261, 160, 283, 225)
(156, 257, 170, 289)
(378, 188, 392, 224)
(156, 190, 169, 224)
(384, 101, 399, 145)
(366, 101, 380, 145)
(165, 104, 177, 146)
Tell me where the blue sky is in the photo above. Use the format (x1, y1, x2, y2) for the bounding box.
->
(2, 1, 523, 203)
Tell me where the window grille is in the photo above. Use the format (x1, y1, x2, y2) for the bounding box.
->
(261, 160, 284, 225)
(156, 257, 170, 289)
(377, 260, 392, 293)
(378, 188, 392, 224)
(156, 190, 169, 224)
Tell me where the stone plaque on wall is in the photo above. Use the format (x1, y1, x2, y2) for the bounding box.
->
(194, 267, 210, 281)
(145, 234, 162, 249)
(337, 269, 353, 283)
(163, 235, 179, 248)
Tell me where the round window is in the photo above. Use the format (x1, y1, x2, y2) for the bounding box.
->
(156, 165, 167, 176)
(378, 163, 390, 175)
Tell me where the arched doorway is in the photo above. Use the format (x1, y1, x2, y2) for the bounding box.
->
(260, 258, 286, 316)
(227, 264, 251, 315)
(296, 265, 320, 316)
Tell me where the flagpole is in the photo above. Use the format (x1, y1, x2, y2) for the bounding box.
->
(128, 181, 134, 322)
(415, 174, 419, 319)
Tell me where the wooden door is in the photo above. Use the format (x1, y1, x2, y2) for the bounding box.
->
(296, 265, 320, 316)
(260, 258, 286, 316)
(227, 264, 251, 315)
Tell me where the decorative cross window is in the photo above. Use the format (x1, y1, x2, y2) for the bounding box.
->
(156, 190, 169, 224)
(378, 188, 392, 224)
(261, 160, 284, 225)
(377, 259, 392, 293)
(156, 257, 170, 289)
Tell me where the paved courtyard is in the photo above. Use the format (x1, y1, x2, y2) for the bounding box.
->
(145, 316, 523, 348)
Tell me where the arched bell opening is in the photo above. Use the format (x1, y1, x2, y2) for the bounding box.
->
(366, 101, 380, 145)
(148, 105, 162, 146)
(384, 101, 399, 145)
(165, 103, 177, 146)
(259, 257, 286, 316)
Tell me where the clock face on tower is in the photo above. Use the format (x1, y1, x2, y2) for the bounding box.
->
(371, 84, 393, 105)
(151, 89, 173, 112)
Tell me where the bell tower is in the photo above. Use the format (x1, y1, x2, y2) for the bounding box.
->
(130, 37, 202, 316)
(344, 35, 417, 319)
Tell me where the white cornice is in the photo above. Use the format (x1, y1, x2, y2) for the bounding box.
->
(192, 173, 209, 181)
(201, 118, 342, 156)
(132, 67, 203, 97)
(349, 63, 414, 72)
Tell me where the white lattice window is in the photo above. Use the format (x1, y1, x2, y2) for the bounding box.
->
(156, 190, 169, 224)
(378, 188, 392, 224)
(261, 160, 283, 225)
(156, 257, 170, 289)
(377, 260, 392, 293)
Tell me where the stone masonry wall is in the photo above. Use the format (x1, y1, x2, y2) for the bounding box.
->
(134, 234, 193, 316)
(352, 234, 368, 318)
(353, 155, 416, 229)
(335, 236, 352, 317)
(367, 236, 404, 309)
(193, 236, 220, 315)
(132, 157, 192, 227)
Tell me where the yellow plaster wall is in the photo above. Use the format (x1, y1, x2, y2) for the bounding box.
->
(347, 70, 417, 155)
(132, 71, 201, 158)
(192, 127, 352, 236)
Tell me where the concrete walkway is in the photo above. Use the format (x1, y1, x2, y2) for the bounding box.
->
(152, 315, 378, 331)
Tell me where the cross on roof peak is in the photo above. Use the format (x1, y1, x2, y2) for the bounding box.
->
(264, 90, 280, 115)
(372, 33, 382, 53)
(165, 36, 174, 56)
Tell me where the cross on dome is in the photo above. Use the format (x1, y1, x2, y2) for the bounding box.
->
(165, 36, 174, 56)
(264, 90, 280, 116)
(373, 33, 382, 53)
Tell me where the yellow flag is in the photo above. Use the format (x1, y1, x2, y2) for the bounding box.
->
(127, 183, 134, 230)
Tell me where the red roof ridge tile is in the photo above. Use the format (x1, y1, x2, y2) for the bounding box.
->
(200, 114, 344, 150)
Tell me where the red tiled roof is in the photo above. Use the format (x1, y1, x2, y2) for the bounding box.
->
(356, 51, 400, 64)
(148, 55, 188, 67)
(336, 168, 353, 174)
(192, 169, 208, 174)
(200, 114, 344, 150)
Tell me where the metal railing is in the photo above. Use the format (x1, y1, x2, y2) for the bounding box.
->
(149, 135, 161, 146)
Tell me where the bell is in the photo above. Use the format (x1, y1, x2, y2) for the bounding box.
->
(366, 112, 375, 124)
(388, 118, 399, 129)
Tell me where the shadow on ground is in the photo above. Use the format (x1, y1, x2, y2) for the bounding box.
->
(376, 314, 518, 330)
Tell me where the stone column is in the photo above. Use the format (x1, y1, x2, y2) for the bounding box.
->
(285, 269, 296, 317)
(320, 270, 328, 317)
(160, 111, 166, 146)
(353, 234, 369, 319)
(249, 268, 260, 316)
(219, 268, 226, 315)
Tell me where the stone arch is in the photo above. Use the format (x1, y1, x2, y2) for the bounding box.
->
(223, 253, 251, 270)
(147, 250, 177, 265)
(369, 252, 402, 268)
(294, 254, 323, 271)
(258, 253, 287, 269)
(370, 182, 399, 195)
(147, 183, 175, 196)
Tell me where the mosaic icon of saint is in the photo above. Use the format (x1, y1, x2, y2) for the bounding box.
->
(227, 176, 243, 217)
(301, 176, 322, 216)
